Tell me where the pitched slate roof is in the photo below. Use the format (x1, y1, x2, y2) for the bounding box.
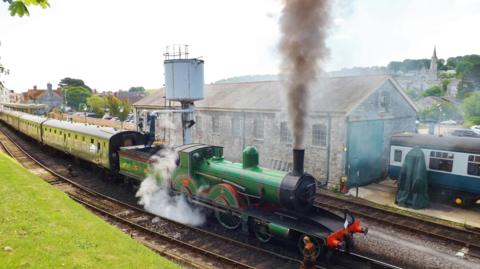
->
(134, 75, 416, 113)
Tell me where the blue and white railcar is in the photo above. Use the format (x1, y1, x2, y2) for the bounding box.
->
(389, 133, 480, 207)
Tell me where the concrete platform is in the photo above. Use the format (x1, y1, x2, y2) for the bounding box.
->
(346, 179, 480, 229)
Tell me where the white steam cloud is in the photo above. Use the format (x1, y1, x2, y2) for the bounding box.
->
(279, 0, 332, 149)
(135, 115, 205, 226)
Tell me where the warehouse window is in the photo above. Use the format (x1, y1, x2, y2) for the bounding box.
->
(312, 124, 327, 146)
(379, 91, 390, 112)
(429, 151, 453, 172)
(394, 150, 402, 162)
(253, 119, 264, 139)
(212, 116, 220, 134)
(231, 117, 241, 137)
(280, 122, 292, 144)
(467, 155, 480, 176)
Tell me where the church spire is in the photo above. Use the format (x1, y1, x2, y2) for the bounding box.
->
(430, 46, 438, 80)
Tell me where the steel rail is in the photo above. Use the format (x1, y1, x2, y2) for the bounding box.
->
(68, 195, 253, 269)
(315, 191, 480, 259)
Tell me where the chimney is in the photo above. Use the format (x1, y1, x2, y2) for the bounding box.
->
(292, 149, 304, 176)
(33, 85, 37, 90)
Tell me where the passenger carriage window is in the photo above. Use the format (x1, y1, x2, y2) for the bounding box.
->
(429, 151, 454, 172)
(467, 155, 480, 176)
(394, 150, 402, 162)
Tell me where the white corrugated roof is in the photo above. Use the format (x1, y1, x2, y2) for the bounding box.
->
(134, 75, 414, 113)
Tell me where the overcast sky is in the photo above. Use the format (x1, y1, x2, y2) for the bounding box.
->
(0, 0, 479, 92)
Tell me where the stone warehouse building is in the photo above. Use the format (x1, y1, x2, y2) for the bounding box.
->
(134, 75, 417, 188)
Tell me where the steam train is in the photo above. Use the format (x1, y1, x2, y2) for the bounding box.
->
(0, 109, 366, 256)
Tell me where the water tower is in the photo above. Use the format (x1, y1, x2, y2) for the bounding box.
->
(164, 45, 204, 144)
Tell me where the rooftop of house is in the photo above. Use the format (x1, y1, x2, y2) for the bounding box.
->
(134, 75, 415, 113)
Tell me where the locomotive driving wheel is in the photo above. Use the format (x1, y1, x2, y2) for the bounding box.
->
(253, 221, 272, 243)
(209, 183, 245, 230)
(214, 198, 242, 230)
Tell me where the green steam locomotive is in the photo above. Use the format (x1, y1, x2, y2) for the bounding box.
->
(120, 144, 366, 253)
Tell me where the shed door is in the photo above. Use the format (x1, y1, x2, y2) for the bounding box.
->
(347, 120, 384, 187)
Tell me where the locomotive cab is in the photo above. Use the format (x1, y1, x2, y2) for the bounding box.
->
(109, 131, 146, 172)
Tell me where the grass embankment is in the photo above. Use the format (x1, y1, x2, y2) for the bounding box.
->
(0, 152, 180, 269)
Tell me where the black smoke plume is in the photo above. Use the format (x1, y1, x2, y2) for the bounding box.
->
(279, 0, 331, 149)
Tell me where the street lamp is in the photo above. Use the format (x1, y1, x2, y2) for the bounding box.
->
(79, 103, 88, 125)
(119, 106, 124, 130)
(60, 105, 64, 121)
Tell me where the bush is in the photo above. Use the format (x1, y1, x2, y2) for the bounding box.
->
(422, 85, 443, 97)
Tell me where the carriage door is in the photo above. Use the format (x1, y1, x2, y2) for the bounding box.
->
(96, 141, 102, 165)
(347, 120, 385, 187)
(63, 133, 67, 151)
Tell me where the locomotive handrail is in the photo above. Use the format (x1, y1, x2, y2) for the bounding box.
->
(195, 171, 247, 192)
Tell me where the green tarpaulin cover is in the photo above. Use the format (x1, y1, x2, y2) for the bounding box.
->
(395, 147, 430, 209)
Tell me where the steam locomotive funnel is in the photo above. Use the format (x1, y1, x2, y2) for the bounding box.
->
(292, 149, 304, 175)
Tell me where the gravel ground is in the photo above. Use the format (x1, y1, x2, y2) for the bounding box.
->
(354, 219, 480, 269)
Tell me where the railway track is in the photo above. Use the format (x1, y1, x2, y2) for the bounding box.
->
(315, 190, 480, 259)
(0, 122, 401, 269)
(0, 124, 306, 269)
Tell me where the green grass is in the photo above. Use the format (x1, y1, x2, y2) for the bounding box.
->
(0, 152, 181, 269)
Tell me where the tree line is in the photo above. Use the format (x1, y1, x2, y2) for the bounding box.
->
(59, 77, 138, 122)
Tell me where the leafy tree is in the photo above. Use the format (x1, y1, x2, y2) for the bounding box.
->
(86, 95, 107, 117)
(3, 0, 49, 17)
(0, 56, 7, 89)
(105, 95, 121, 117)
(387, 59, 431, 73)
(421, 85, 444, 97)
(441, 79, 450, 92)
(457, 64, 480, 99)
(103, 95, 132, 122)
(65, 86, 92, 111)
(419, 102, 461, 122)
(118, 100, 131, 122)
(445, 54, 480, 77)
(59, 77, 92, 92)
(128, 86, 146, 93)
(462, 92, 480, 125)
